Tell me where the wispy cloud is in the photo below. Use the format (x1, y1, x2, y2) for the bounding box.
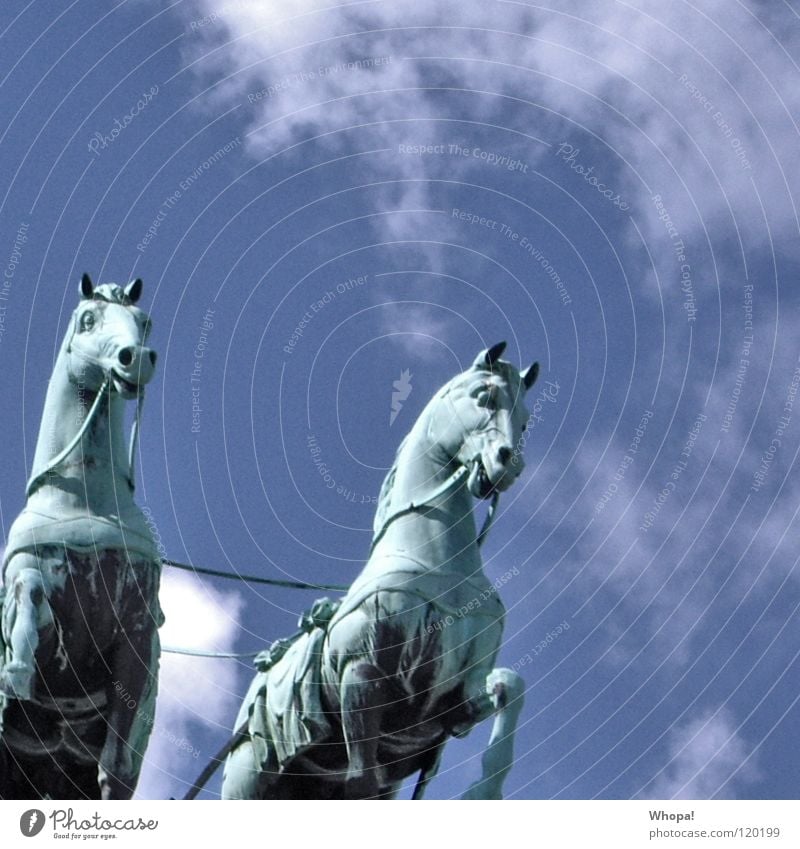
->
(180, 0, 800, 257)
(642, 708, 759, 798)
(371, 298, 459, 356)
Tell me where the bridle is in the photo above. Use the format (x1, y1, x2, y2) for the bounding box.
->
(368, 462, 500, 556)
(369, 377, 510, 556)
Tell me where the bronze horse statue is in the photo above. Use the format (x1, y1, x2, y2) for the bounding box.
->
(221, 342, 537, 799)
(0, 274, 162, 799)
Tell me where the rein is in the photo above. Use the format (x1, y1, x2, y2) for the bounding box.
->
(26, 375, 110, 497)
(477, 490, 500, 548)
(128, 389, 143, 491)
(369, 463, 500, 555)
(25, 373, 144, 497)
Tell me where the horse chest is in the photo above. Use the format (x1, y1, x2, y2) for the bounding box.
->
(38, 547, 160, 651)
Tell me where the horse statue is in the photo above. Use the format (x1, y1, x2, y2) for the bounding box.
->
(221, 341, 538, 800)
(0, 274, 162, 800)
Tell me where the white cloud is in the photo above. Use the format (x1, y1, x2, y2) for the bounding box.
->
(135, 569, 245, 799)
(496, 298, 800, 671)
(372, 299, 460, 356)
(528, 1, 800, 253)
(179, 0, 800, 256)
(643, 708, 759, 798)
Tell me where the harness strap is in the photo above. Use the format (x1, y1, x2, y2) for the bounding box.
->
(477, 491, 500, 548)
(369, 464, 500, 555)
(25, 376, 111, 497)
(25, 371, 144, 498)
(183, 720, 249, 801)
(128, 391, 144, 492)
(369, 465, 469, 555)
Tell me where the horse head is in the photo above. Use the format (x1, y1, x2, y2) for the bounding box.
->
(430, 341, 538, 499)
(66, 273, 157, 400)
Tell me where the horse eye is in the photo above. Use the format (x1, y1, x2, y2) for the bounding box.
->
(476, 389, 493, 408)
(521, 423, 527, 432)
(80, 311, 95, 332)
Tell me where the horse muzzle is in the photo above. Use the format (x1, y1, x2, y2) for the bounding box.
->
(468, 448, 522, 499)
(467, 458, 513, 499)
(111, 346, 157, 398)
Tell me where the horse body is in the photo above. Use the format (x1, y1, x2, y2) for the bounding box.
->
(0, 276, 161, 800)
(222, 342, 538, 800)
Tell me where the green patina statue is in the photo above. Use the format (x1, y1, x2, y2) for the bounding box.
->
(0, 274, 163, 800)
(222, 341, 538, 800)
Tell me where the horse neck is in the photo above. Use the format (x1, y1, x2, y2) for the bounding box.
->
(28, 344, 134, 515)
(376, 413, 480, 572)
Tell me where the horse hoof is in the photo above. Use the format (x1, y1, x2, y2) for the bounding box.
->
(345, 772, 382, 800)
(487, 668, 524, 701)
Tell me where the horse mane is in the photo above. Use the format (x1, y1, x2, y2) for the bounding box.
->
(372, 432, 411, 540)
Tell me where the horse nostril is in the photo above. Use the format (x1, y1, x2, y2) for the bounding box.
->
(498, 446, 512, 465)
(118, 347, 134, 367)
(149, 350, 157, 366)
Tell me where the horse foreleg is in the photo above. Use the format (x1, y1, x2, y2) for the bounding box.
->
(0, 558, 53, 701)
(99, 629, 160, 800)
(340, 661, 388, 799)
(460, 668, 525, 800)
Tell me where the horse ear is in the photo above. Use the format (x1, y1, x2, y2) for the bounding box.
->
(474, 341, 507, 369)
(521, 362, 539, 391)
(125, 278, 143, 304)
(80, 273, 94, 299)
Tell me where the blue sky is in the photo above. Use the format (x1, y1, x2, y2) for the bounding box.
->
(1, 0, 799, 800)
